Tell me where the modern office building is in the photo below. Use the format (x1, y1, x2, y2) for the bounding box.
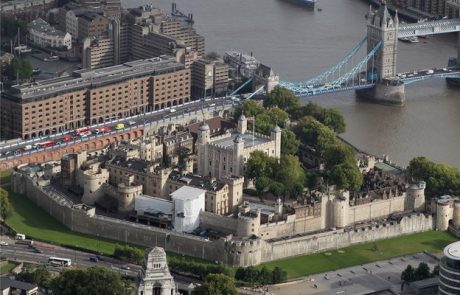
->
(191, 58, 229, 99)
(439, 240, 460, 295)
(0, 56, 190, 139)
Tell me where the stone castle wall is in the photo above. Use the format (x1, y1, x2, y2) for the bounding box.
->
(12, 172, 435, 266)
(348, 195, 406, 224)
(260, 213, 434, 263)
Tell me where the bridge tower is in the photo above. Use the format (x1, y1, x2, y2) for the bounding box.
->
(366, 1, 398, 80)
(357, 1, 405, 104)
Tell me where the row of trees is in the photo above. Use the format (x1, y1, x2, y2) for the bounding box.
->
(293, 117, 363, 191)
(401, 262, 439, 285)
(168, 256, 233, 279)
(15, 265, 132, 295)
(246, 152, 306, 199)
(408, 156, 460, 197)
(235, 266, 287, 285)
(0, 188, 11, 221)
(113, 244, 144, 264)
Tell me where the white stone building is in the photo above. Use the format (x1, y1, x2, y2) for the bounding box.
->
(171, 186, 205, 233)
(196, 115, 281, 179)
(28, 18, 72, 50)
(137, 247, 177, 295)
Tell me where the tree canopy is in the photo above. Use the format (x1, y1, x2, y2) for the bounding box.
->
(291, 102, 346, 133)
(192, 274, 237, 295)
(408, 157, 460, 197)
(50, 266, 124, 295)
(281, 129, 299, 155)
(16, 265, 52, 289)
(0, 188, 11, 221)
(7, 57, 33, 80)
(263, 86, 300, 111)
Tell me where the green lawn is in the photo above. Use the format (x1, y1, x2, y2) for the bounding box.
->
(0, 262, 18, 274)
(0, 170, 11, 185)
(4, 185, 212, 266)
(261, 231, 458, 279)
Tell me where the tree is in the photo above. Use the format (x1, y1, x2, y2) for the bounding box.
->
(245, 150, 277, 180)
(408, 157, 460, 197)
(264, 86, 299, 111)
(113, 244, 144, 264)
(7, 58, 32, 80)
(414, 262, 431, 281)
(431, 265, 439, 277)
(50, 266, 124, 295)
(16, 265, 52, 289)
(328, 162, 363, 191)
(272, 267, 287, 283)
(259, 266, 273, 285)
(275, 155, 306, 198)
(0, 188, 11, 221)
(281, 129, 299, 155)
(323, 144, 355, 167)
(205, 52, 220, 60)
(192, 273, 237, 295)
(270, 182, 285, 198)
(291, 102, 346, 133)
(255, 176, 270, 195)
(401, 265, 416, 284)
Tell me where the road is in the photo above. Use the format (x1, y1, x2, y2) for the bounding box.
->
(0, 236, 140, 277)
(0, 96, 239, 158)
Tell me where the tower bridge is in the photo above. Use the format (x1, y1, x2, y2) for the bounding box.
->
(279, 1, 460, 104)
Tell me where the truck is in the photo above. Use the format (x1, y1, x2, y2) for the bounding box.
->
(93, 126, 110, 134)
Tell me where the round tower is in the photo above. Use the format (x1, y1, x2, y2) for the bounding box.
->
(332, 191, 349, 228)
(81, 168, 109, 205)
(406, 180, 426, 211)
(436, 199, 451, 231)
(197, 123, 210, 176)
(453, 199, 460, 227)
(117, 182, 142, 213)
(237, 208, 260, 237)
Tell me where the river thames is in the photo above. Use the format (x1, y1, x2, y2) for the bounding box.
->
(124, 0, 460, 167)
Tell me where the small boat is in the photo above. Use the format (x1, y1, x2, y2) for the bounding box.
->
(14, 45, 32, 54)
(285, 0, 316, 7)
(409, 36, 420, 43)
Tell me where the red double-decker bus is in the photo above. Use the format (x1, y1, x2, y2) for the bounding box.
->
(73, 127, 91, 136)
(33, 140, 55, 149)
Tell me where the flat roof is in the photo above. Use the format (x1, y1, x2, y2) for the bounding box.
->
(211, 132, 271, 150)
(444, 241, 460, 260)
(170, 185, 206, 201)
(3, 56, 184, 103)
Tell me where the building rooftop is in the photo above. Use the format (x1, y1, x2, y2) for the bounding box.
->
(3, 56, 184, 102)
(211, 131, 271, 150)
(0, 277, 38, 292)
(168, 171, 226, 191)
(109, 155, 155, 173)
(170, 185, 206, 201)
(28, 18, 68, 38)
(444, 241, 460, 261)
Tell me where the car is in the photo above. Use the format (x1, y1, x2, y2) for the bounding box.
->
(0, 241, 8, 246)
(121, 265, 131, 270)
(168, 108, 176, 113)
(128, 121, 136, 126)
(115, 123, 125, 130)
(89, 256, 99, 263)
(209, 103, 216, 107)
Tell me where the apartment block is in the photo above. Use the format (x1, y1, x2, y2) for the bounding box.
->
(0, 57, 190, 139)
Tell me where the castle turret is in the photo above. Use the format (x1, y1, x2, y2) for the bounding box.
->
(406, 181, 426, 211)
(238, 114, 247, 134)
(436, 198, 452, 231)
(233, 135, 244, 176)
(80, 166, 109, 205)
(196, 123, 210, 176)
(271, 125, 281, 160)
(453, 199, 460, 227)
(332, 191, 349, 228)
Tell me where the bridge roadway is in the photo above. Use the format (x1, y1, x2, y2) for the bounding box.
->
(0, 96, 238, 160)
(396, 67, 460, 83)
(398, 18, 460, 38)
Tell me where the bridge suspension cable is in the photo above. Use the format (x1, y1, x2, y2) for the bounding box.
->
(279, 36, 367, 89)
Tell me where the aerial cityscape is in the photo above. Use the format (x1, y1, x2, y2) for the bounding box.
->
(0, 0, 459, 294)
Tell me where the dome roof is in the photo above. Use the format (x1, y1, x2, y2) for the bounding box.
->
(273, 125, 281, 133)
(199, 123, 210, 131)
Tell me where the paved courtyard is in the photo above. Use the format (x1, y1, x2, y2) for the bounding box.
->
(265, 252, 439, 295)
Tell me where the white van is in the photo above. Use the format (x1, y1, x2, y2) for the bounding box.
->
(15, 233, 26, 240)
